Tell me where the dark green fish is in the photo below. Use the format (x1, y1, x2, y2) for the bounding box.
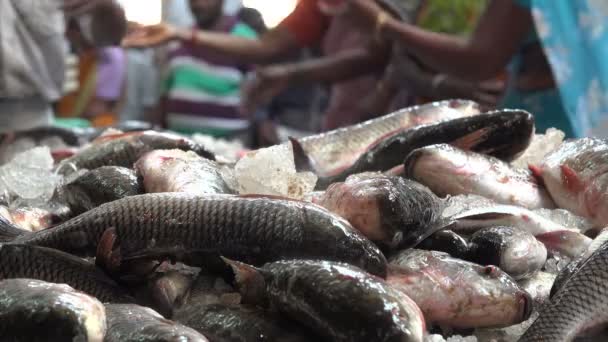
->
(13, 194, 387, 277)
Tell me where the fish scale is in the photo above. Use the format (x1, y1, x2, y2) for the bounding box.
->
(12, 194, 386, 276)
(519, 242, 608, 341)
(0, 244, 129, 303)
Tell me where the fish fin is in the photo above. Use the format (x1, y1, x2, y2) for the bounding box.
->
(535, 230, 591, 259)
(220, 257, 267, 305)
(560, 164, 585, 193)
(450, 127, 492, 150)
(96, 228, 122, 274)
(0, 215, 28, 242)
(385, 164, 405, 177)
(289, 137, 316, 173)
(452, 210, 513, 221)
(528, 164, 544, 180)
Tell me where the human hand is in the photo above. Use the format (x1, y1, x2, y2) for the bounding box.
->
(240, 67, 290, 116)
(123, 23, 181, 48)
(342, 0, 389, 30)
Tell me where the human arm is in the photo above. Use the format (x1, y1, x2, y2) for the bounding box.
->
(344, 0, 533, 81)
(240, 43, 389, 114)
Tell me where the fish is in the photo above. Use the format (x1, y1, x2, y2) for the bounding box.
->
(3, 207, 56, 232)
(12, 194, 388, 277)
(227, 259, 426, 342)
(104, 304, 208, 341)
(532, 138, 608, 229)
(518, 271, 556, 307)
(0, 279, 106, 342)
(404, 144, 556, 209)
(314, 174, 448, 249)
(0, 244, 131, 303)
(296, 99, 481, 177)
(60, 166, 143, 215)
(417, 230, 471, 259)
(135, 149, 232, 195)
(175, 303, 315, 342)
(550, 227, 608, 297)
(468, 226, 547, 280)
(0, 215, 29, 242)
(449, 204, 591, 259)
(56, 130, 214, 175)
(298, 110, 534, 189)
(518, 240, 608, 342)
(388, 249, 532, 329)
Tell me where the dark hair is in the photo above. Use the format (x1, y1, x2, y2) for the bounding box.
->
(237, 7, 267, 34)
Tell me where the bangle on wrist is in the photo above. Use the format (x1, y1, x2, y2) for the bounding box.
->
(374, 12, 389, 43)
(431, 74, 448, 95)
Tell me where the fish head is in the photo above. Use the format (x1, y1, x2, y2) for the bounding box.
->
(455, 110, 534, 160)
(405, 144, 475, 197)
(305, 205, 388, 277)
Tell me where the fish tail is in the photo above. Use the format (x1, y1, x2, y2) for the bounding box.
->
(289, 137, 316, 173)
(0, 215, 28, 242)
(221, 257, 267, 305)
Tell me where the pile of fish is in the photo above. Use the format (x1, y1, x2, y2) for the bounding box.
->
(0, 99, 607, 341)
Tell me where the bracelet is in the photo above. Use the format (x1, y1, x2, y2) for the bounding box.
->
(431, 74, 448, 94)
(374, 12, 389, 43)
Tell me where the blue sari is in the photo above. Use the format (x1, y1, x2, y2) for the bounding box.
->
(515, 0, 608, 138)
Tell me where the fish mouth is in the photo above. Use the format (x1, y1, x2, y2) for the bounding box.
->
(517, 289, 534, 321)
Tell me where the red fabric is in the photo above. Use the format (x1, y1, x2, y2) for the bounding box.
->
(278, 0, 330, 47)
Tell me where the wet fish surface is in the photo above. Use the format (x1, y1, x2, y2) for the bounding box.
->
(57, 131, 214, 174)
(13, 194, 387, 277)
(61, 166, 143, 215)
(297, 100, 481, 176)
(0, 279, 106, 342)
(175, 303, 314, 342)
(533, 138, 608, 228)
(228, 259, 426, 342)
(104, 304, 208, 341)
(449, 204, 591, 259)
(315, 174, 447, 250)
(519, 240, 608, 342)
(388, 249, 532, 329)
(405, 144, 555, 209)
(469, 226, 547, 280)
(135, 149, 232, 195)
(303, 110, 534, 189)
(0, 244, 130, 303)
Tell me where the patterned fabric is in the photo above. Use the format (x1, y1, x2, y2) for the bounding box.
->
(519, 0, 608, 137)
(164, 16, 257, 137)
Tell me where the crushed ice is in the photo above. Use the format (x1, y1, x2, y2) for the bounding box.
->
(192, 133, 245, 163)
(511, 128, 565, 169)
(234, 142, 317, 199)
(0, 147, 61, 203)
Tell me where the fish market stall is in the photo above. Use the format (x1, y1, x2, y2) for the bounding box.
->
(0, 100, 606, 342)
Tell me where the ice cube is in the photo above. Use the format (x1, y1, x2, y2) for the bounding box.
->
(475, 311, 538, 342)
(39, 136, 68, 150)
(534, 208, 593, 232)
(518, 271, 556, 306)
(0, 147, 60, 202)
(234, 143, 317, 199)
(543, 254, 571, 274)
(425, 335, 446, 342)
(192, 133, 245, 163)
(511, 128, 565, 169)
(446, 336, 477, 342)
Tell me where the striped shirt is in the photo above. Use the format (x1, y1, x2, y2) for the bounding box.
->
(164, 16, 257, 137)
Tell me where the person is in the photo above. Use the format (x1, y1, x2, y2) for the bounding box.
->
(339, 0, 580, 137)
(158, 0, 258, 137)
(57, 17, 126, 127)
(0, 0, 127, 132)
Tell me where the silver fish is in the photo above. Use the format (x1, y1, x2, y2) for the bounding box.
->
(532, 138, 608, 229)
(405, 144, 556, 209)
(388, 249, 532, 329)
(135, 149, 232, 195)
(297, 100, 480, 176)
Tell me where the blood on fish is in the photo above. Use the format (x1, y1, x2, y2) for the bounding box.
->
(560, 164, 585, 193)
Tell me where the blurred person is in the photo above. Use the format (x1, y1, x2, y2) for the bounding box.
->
(160, 0, 257, 137)
(120, 48, 159, 123)
(0, 0, 127, 132)
(237, 7, 268, 34)
(339, 0, 591, 137)
(57, 18, 126, 127)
